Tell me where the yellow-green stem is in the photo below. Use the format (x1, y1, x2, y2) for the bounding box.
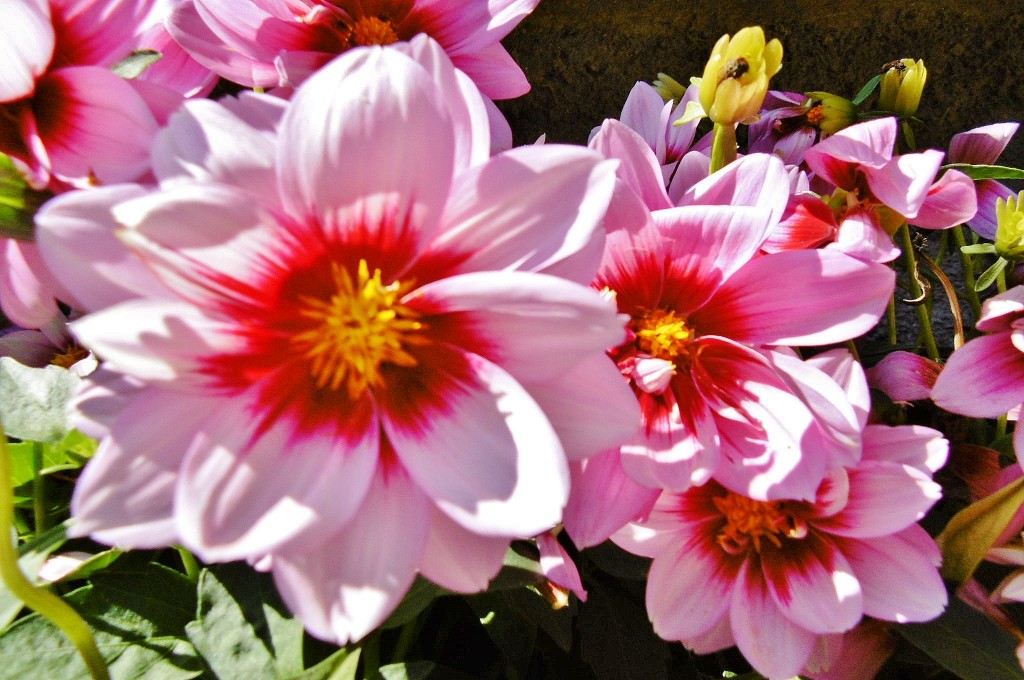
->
(887, 296, 898, 344)
(31, 442, 47, 534)
(953, 226, 982, 321)
(0, 428, 109, 680)
(709, 123, 737, 174)
(897, 225, 941, 361)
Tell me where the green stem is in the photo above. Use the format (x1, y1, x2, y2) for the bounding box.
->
(175, 547, 200, 582)
(897, 225, 941, 361)
(0, 427, 109, 680)
(953, 226, 982, 321)
(709, 123, 737, 174)
(997, 413, 1008, 441)
(887, 296, 898, 344)
(31, 442, 47, 534)
(998, 264, 1009, 294)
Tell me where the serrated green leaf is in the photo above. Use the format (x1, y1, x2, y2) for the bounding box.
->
(111, 49, 163, 79)
(0, 567, 203, 680)
(939, 475, 1024, 582)
(975, 256, 1009, 292)
(943, 163, 1024, 181)
(897, 588, 1024, 680)
(851, 74, 881, 105)
(0, 359, 81, 442)
(187, 563, 305, 679)
(289, 647, 359, 680)
(0, 522, 68, 630)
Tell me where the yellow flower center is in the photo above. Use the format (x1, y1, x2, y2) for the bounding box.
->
(49, 345, 89, 369)
(713, 491, 808, 555)
(291, 259, 427, 399)
(633, 309, 694, 361)
(351, 15, 400, 46)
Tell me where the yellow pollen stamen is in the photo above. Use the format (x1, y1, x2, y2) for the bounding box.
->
(713, 491, 808, 555)
(291, 259, 427, 399)
(49, 345, 89, 369)
(633, 308, 694, 361)
(351, 15, 400, 46)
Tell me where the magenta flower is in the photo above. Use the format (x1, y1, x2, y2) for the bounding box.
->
(594, 154, 895, 500)
(37, 38, 640, 643)
(948, 122, 1020, 239)
(933, 285, 1024, 466)
(167, 0, 538, 100)
(1, 0, 213, 188)
(865, 350, 941, 403)
(614, 424, 948, 680)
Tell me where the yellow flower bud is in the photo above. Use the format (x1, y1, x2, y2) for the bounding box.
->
(878, 58, 927, 118)
(995, 191, 1024, 260)
(698, 26, 783, 126)
(803, 91, 858, 136)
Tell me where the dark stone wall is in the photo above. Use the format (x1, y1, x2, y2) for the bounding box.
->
(497, 0, 1024, 166)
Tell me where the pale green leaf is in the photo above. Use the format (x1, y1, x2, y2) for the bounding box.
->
(938, 475, 1024, 582)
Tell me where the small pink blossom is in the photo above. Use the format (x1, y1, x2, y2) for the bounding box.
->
(865, 350, 942, 402)
(37, 38, 639, 644)
(614, 424, 948, 680)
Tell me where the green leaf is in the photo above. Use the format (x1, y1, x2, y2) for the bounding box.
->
(851, 74, 881, 105)
(292, 647, 359, 680)
(0, 562, 204, 679)
(943, 163, 1024, 181)
(975, 256, 1009, 292)
(381, 577, 448, 630)
(960, 243, 997, 255)
(373, 661, 475, 680)
(0, 522, 68, 630)
(487, 542, 546, 591)
(897, 587, 1024, 680)
(186, 563, 305, 679)
(938, 475, 1024, 582)
(0, 359, 81, 443)
(468, 592, 537, 677)
(111, 49, 163, 79)
(0, 153, 46, 241)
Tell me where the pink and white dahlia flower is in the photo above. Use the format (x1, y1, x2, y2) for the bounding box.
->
(614, 424, 948, 680)
(36, 38, 639, 644)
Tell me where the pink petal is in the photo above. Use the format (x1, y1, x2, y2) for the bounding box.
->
(804, 117, 897, 189)
(805, 348, 871, 429)
(0, 0, 53, 101)
(619, 81, 668, 153)
(0, 239, 60, 329)
(836, 528, 947, 623)
(70, 387, 216, 548)
(610, 491, 692, 558)
(697, 249, 894, 346)
(762, 194, 837, 253)
(52, 0, 156, 66)
(272, 464, 431, 644)
(278, 46, 454, 245)
(949, 122, 1019, 165)
(68, 367, 145, 440)
(450, 43, 529, 100)
(817, 461, 941, 538)
(419, 505, 509, 592)
(647, 533, 736, 641)
(165, 0, 281, 87)
(410, 271, 626, 383)
(861, 424, 948, 475)
(762, 534, 863, 634)
(0, 329, 58, 367)
(970, 179, 1014, 240)
(678, 153, 789, 225)
(34, 66, 158, 184)
(522, 352, 641, 461)
(589, 119, 672, 211)
(415, 0, 540, 51)
(632, 357, 675, 394)
(381, 347, 569, 537)
(826, 207, 901, 263)
(731, 560, 818, 680)
(70, 299, 244, 384)
(151, 92, 285, 195)
(865, 149, 945, 218)
(176, 396, 379, 561)
(131, 21, 216, 97)
(537, 532, 587, 602)
(563, 449, 659, 549)
(910, 169, 978, 229)
(35, 184, 172, 312)
(865, 350, 941, 402)
(431, 145, 616, 284)
(932, 332, 1024, 417)
(977, 285, 1024, 332)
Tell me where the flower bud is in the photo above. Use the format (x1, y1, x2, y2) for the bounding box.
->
(803, 91, 858, 135)
(878, 58, 926, 118)
(652, 72, 687, 103)
(995, 190, 1024, 260)
(698, 26, 783, 126)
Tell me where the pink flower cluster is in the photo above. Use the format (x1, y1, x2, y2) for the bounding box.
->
(3, 6, 1021, 679)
